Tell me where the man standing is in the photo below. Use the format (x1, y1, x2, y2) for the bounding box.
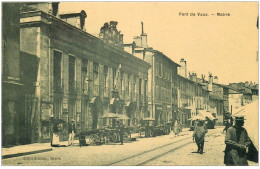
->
(68, 119, 76, 146)
(119, 122, 124, 145)
(224, 116, 251, 166)
(193, 120, 208, 154)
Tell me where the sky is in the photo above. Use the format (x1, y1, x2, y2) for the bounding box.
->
(60, 2, 258, 85)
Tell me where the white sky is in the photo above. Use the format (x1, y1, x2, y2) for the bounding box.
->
(60, 2, 258, 85)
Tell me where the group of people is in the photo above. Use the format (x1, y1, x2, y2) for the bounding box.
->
(173, 119, 182, 135)
(51, 119, 76, 147)
(51, 119, 126, 146)
(192, 116, 251, 166)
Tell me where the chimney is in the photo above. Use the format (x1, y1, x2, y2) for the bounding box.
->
(189, 72, 197, 82)
(213, 76, 218, 83)
(178, 58, 187, 78)
(133, 22, 148, 48)
(201, 74, 206, 82)
(208, 73, 213, 92)
(25, 2, 60, 17)
(59, 10, 87, 31)
(250, 81, 253, 87)
(245, 81, 249, 87)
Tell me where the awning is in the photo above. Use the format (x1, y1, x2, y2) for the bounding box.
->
(233, 101, 258, 150)
(188, 115, 206, 121)
(125, 101, 131, 107)
(90, 97, 97, 104)
(142, 117, 155, 121)
(197, 110, 217, 121)
(116, 114, 130, 120)
(110, 98, 116, 104)
(100, 113, 118, 119)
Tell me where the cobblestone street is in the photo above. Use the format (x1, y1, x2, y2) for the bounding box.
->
(2, 127, 257, 166)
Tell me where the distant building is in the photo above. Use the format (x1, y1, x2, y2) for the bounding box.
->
(124, 23, 180, 125)
(228, 81, 258, 113)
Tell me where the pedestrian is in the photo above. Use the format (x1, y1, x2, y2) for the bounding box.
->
(223, 119, 231, 133)
(193, 120, 207, 154)
(174, 120, 179, 135)
(51, 122, 60, 147)
(178, 121, 182, 132)
(68, 119, 76, 146)
(119, 122, 124, 145)
(145, 123, 149, 137)
(224, 116, 251, 166)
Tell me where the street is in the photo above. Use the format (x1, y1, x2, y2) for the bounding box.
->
(2, 127, 258, 166)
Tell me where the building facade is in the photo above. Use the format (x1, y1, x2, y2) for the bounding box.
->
(124, 25, 180, 126)
(20, 3, 150, 143)
(2, 3, 23, 146)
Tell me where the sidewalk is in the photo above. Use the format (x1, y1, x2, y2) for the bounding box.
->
(2, 143, 52, 159)
(2, 139, 83, 159)
(2, 129, 191, 160)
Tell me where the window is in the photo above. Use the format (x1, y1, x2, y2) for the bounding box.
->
(52, 3, 59, 16)
(69, 55, 76, 92)
(93, 63, 99, 83)
(93, 63, 99, 96)
(144, 80, 147, 101)
(54, 50, 62, 90)
(82, 59, 88, 93)
(104, 65, 108, 88)
(139, 78, 142, 101)
(120, 71, 124, 91)
(126, 74, 130, 96)
(112, 68, 116, 90)
(104, 65, 109, 96)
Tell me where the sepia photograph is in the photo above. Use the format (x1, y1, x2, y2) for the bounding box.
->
(1, 1, 259, 166)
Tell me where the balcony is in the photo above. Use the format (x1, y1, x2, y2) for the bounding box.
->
(54, 78, 64, 93)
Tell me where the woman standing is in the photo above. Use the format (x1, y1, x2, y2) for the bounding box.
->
(51, 122, 60, 147)
(193, 120, 208, 154)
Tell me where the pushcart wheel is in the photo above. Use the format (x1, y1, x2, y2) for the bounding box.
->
(149, 130, 153, 137)
(123, 133, 130, 142)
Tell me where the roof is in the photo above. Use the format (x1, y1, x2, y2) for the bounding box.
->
(209, 94, 225, 101)
(177, 74, 204, 86)
(213, 83, 232, 89)
(59, 10, 87, 17)
(153, 50, 181, 67)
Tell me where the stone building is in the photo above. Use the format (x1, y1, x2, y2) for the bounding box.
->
(177, 74, 205, 127)
(19, 3, 150, 142)
(2, 3, 23, 146)
(124, 23, 180, 126)
(228, 82, 258, 114)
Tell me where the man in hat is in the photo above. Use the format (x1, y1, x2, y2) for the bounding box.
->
(224, 116, 251, 166)
(68, 119, 76, 146)
(119, 121, 124, 145)
(193, 120, 208, 154)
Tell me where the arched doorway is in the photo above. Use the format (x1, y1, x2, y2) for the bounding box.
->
(126, 101, 136, 126)
(89, 96, 103, 129)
